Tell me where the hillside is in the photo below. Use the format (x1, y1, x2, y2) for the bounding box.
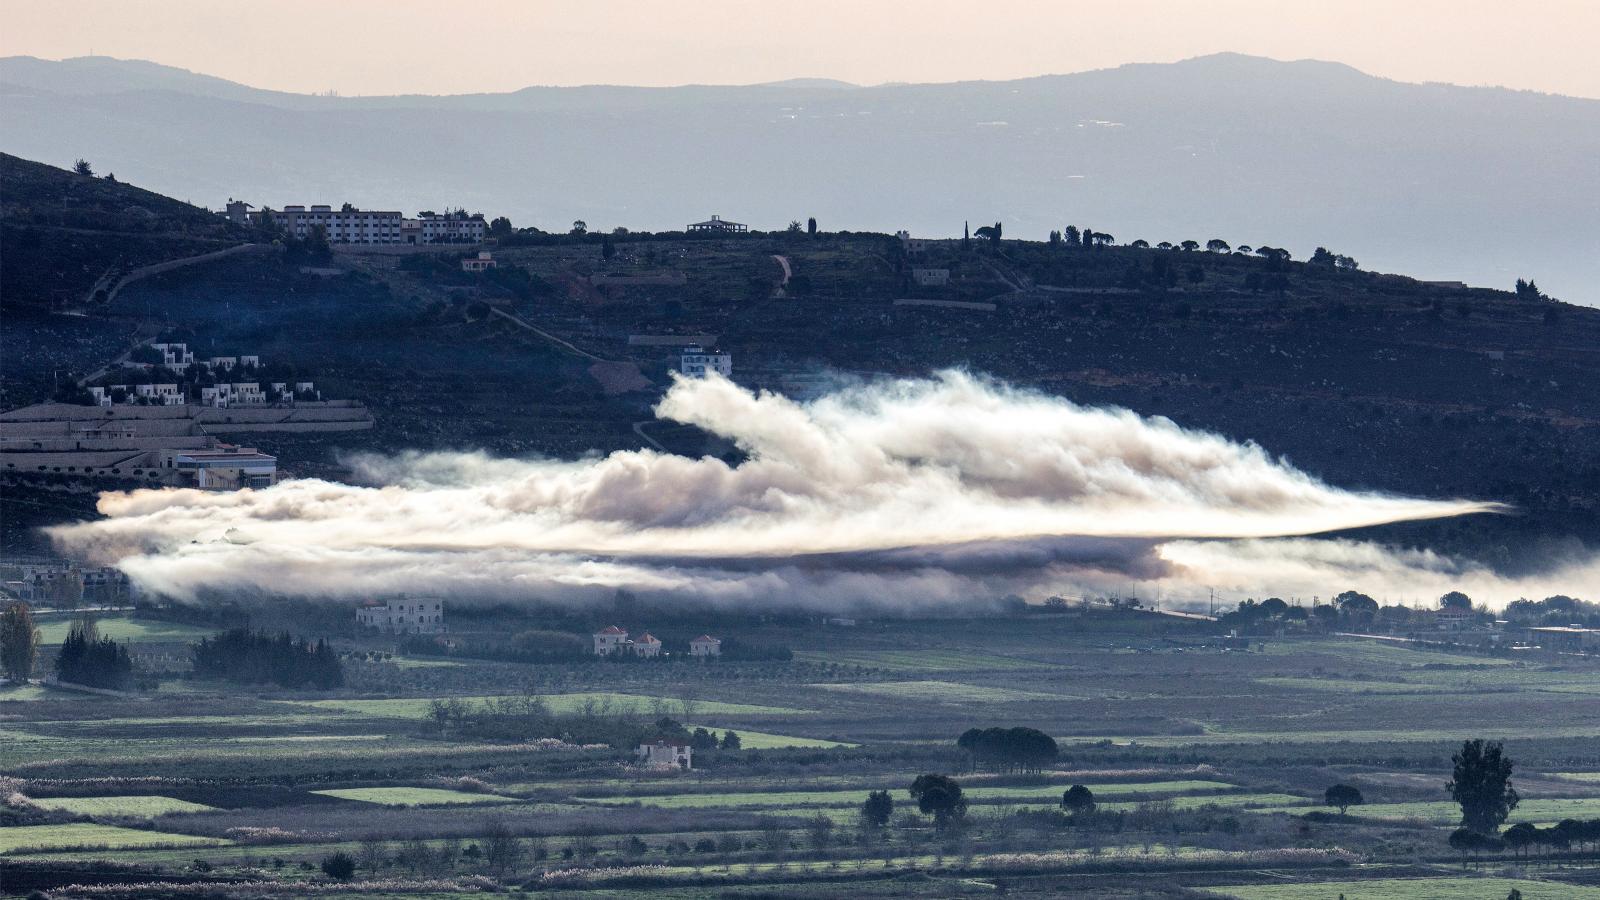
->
(2, 163, 1597, 571)
(2, 54, 1597, 305)
(0, 152, 243, 310)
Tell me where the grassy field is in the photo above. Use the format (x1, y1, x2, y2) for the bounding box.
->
(292, 692, 809, 718)
(683, 726, 856, 749)
(309, 787, 519, 806)
(792, 649, 1041, 672)
(810, 680, 1070, 702)
(581, 782, 1275, 811)
(27, 795, 219, 816)
(0, 823, 229, 854)
(1205, 877, 1600, 899)
(32, 615, 216, 645)
(1255, 797, 1600, 826)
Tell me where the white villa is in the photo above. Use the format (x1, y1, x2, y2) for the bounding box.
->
(592, 626, 664, 657)
(357, 598, 447, 635)
(637, 739, 692, 770)
(689, 635, 722, 657)
(680, 347, 732, 378)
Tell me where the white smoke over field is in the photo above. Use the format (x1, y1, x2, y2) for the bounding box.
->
(46, 371, 1589, 611)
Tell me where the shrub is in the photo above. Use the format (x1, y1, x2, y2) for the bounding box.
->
(320, 852, 356, 880)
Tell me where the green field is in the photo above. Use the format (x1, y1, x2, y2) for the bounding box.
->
(582, 780, 1259, 811)
(310, 787, 518, 806)
(684, 726, 855, 749)
(293, 692, 808, 718)
(28, 795, 219, 817)
(0, 823, 228, 854)
(792, 649, 1041, 672)
(1206, 877, 1600, 899)
(32, 616, 216, 645)
(811, 680, 1069, 702)
(1256, 796, 1600, 825)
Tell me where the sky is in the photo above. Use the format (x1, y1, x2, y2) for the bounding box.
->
(3, 0, 1599, 99)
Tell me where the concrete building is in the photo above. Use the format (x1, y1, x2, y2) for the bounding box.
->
(594, 625, 629, 655)
(1527, 625, 1600, 652)
(133, 384, 185, 406)
(462, 251, 498, 272)
(689, 635, 722, 657)
(160, 446, 277, 489)
(271, 205, 405, 245)
(637, 739, 692, 769)
(912, 268, 951, 287)
(356, 598, 447, 635)
(687, 215, 747, 234)
(896, 230, 932, 257)
(412, 211, 487, 244)
(680, 347, 732, 378)
(151, 343, 196, 371)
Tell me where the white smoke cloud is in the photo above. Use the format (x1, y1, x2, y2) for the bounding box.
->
(46, 371, 1590, 611)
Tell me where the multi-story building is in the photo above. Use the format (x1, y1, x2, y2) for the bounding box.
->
(411, 211, 487, 244)
(151, 343, 196, 371)
(356, 598, 447, 635)
(133, 384, 185, 406)
(159, 446, 278, 489)
(680, 347, 732, 378)
(271, 205, 405, 244)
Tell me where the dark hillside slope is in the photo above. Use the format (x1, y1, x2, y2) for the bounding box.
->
(0, 153, 243, 309)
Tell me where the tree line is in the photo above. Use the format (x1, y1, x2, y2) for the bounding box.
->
(191, 628, 343, 690)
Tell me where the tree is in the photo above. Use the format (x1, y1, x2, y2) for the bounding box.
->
(55, 618, 132, 689)
(1062, 784, 1096, 815)
(787, 220, 803, 234)
(909, 774, 967, 831)
(1502, 822, 1537, 859)
(1440, 591, 1473, 611)
(356, 836, 387, 875)
(1334, 591, 1379, 621)
(807, 217, 817, 235)
(1180, 240, 1199, 252)
(1063, 225, 1081, 246)
(1, 602, 39, 682)
(956, 727, 1058, 773)
(1324, 784, 1363, 816)
(1206, 239, 1230, 253)
(720, 730, 742, 750)
(602, 235, 616, 260)
(1448, 739, 1519, 834)
(320, 852, 356, 880)
(489, 216, 513, 238)
(570, 220, 587, 235)
(1259, 597, 1289, 617)
(1129, 239, 1149, 249)
(483, 821, 524, 876)
(861, 789, 894, 829)
(807, 812, 835, 850)
(73, 159, 94, 176)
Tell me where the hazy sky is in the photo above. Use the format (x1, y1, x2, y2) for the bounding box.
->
(4, 0, 1599, 98)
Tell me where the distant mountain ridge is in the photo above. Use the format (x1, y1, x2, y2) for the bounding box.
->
(4, 53, 1597, 304)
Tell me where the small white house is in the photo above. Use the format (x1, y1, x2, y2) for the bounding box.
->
(689, 635, 722, 657)
(637, 739, 692, 769)
(462, 251, 497, 272)
(912, 268, 951, 287)
(594, 625, 629, 655)
(680, 346, 732, 378)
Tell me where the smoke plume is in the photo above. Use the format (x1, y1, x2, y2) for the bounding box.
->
(47, 371, 1588, 611)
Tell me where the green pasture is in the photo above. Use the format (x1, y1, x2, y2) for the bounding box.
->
(582, 780, 1254, 810)
(684, 726, 855, 749)
(28, 795, 219, 817)
(0, 823, 228, 854)
(792, 649, 1040, 672)
(1206, 877, 1600, 900)
(1256, 638, 1513, 669)
(1555, 772, 1600, 783)
(310, 786, 518, 806)
(810, 680, 1069, 702)
(0, 682, 87, 701)
(33, 616, 216, 645)
(1256, 796, 1600, 825)
(293, 692, 808, 718)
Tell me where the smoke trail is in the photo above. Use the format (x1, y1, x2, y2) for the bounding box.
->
(48, 370, 1567, 611)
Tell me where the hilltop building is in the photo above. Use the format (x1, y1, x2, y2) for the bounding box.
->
(687, 215, 747, 234)
(637, 739, 692, 769)
(896, 230, 933, 257)
(222, 202, 487, 246)
(680, 347, 732, 378)
(462, 251, 497, 272)
(356, 598, 447, 635)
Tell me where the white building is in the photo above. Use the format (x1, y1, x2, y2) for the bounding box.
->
(462, 251, 497, 272)
(134, 384, 185, 406)
(594, 625, 629, 655)
(687, 215, 747, 234)
(411, 211, 487, 244)
(160, 446, 277, 489)
(151, 342, 195, 371)
(689, 635, 722, 657)
(271, 205, 405, 245)
(897, 230, 932, 257)
(632, 632, 662, 658)
(637, 739, 692, 769)
(356, 598, 447, 634)
(680, 347, 732, 378)
(912, 268, 951, 287)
